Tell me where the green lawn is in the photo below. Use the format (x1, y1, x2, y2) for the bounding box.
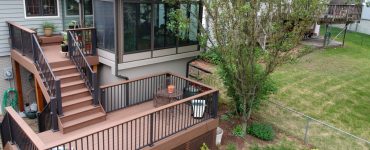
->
(269, 27, 370, 141)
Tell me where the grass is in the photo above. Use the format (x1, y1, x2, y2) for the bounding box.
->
(266, 27, 370, 142)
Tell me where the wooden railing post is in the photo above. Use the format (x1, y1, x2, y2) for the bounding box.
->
(50, 98, 59, 132)
(7, 114, 14, 144)
(212, 91, 219, 118)
(91, 28, 97, 55)
(125, 83, 130, 107)
(149, 113, 154, 146)
(93, 73, 99, 106)
(55, 80, 63, 116)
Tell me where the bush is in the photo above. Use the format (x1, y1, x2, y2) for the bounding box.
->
(199, 50, 222, 65)
(226, 143, 237, 150)
(247, 123, 275, 141)
(232, 124, 246, 137)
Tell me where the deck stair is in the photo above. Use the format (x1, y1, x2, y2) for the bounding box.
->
(50, 59, 106, 134)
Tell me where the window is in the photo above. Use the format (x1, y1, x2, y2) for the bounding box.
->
(95, 0, 115, 52)
(154, 4, 177, 49)
(124, 3, 152, 53)
(65, 0, 93, 16)
(122, 2, 200, 54)
(179, 3, 199, 46)
(25, 0, 58, 17)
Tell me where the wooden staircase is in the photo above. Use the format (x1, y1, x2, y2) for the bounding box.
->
(50, 60, 106, 134)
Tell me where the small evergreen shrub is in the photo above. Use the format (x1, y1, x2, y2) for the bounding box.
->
(247, 123, 275, 141)
(199, 50, 222, 65)
(226, 143, 237, 150)
(232, 124, 246, 137)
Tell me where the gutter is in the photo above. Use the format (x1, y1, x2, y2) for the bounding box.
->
(113, 0, 129, 80)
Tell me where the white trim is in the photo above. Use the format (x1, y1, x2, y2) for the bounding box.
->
(0, 51, 10, 57)
(23, 0, 61, 19)
(118, 51, 200, 70)
(98, 49, 115, 61)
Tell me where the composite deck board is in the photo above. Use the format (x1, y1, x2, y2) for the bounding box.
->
(38, 100, 212, 149)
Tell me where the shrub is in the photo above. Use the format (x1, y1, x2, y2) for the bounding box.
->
(199, 50, 222, 65)
(247, 123, 275, 141)
(232, 124, 246, 138)
(226, 143, 237, 150)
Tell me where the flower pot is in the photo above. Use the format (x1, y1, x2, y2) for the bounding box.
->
(61, 45, 68, 52)
(167, 85, 175, 94)
(44, 28, 53, 37)
(216, 127, 223, 145)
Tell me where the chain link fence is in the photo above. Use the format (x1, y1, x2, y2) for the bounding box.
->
(258, 100, 370, 150)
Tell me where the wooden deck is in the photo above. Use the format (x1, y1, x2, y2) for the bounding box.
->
(38, 100, 215, 149)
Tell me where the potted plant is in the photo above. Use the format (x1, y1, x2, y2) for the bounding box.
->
(68, 20, 78, 29)
(61, 43, 68, 52)
(42, 22, 55, 37)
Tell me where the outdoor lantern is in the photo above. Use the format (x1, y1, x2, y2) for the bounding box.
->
(191, 99, 206, 119)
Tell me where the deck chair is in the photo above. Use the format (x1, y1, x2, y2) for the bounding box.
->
(191, 99, 206, 119)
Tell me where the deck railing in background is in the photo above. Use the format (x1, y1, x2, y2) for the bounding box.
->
(7, 22, 61, 131)
(0, 107, 44, 150)
(68, 30, 99, 105)
(100, 73, 213, 113)
(325, 5, 362, 21)
(48, 87, 218, 150)
(67, 28, 97, 56)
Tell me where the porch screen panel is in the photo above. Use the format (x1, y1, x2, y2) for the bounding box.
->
(95, 0, 115, 52)
(123, 3, 152, 53)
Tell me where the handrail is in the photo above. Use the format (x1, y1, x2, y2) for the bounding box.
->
(45, 89, 219, 149)
(7, 21, 61, 131)
(68, 30, 99, 105)
(67, 28, 97, 56)
(1, 107, 45, 149)
(6, 21, 36, 34)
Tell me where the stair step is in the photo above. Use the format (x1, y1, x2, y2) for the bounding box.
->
(52, 65, 76, 72)
(61, 105, 101, 122)
(58, 73, 81, 84)
(61, 80, 85, 88)
(62, 96, 93, 112)
(62, 112, 106, 133)
(53, 65, 78, 76)
(62, 88, 90, 102)
(50, 61, 74, 68)
(62, 88, 89, 97)
(61, 80, 85, 93)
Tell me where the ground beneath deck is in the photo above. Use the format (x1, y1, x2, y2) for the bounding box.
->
(301, 37, 342, 48)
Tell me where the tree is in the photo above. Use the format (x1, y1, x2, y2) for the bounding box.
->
(167, 0, 328, 127)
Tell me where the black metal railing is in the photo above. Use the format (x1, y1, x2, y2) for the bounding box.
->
(37, 102, 51, 132)
(68, 30, 99, 105)
(100, 73, 213, 113)
(7, 22, 35, 59)
(67, 28, 97, 56)
(0, 108, 43, 150)
(7, 22, 61, 131)
(48, 88, 218, 150)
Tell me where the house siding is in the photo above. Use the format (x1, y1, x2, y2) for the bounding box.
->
(0, 0, 64, 56)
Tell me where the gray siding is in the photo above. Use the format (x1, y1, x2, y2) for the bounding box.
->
(0, 0, 63, 56)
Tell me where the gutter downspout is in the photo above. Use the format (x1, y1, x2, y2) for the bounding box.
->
(114, 0, 129, 80)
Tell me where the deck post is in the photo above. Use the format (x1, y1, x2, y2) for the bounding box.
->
(7, 113, 14, 144)
(212, 91, 219, 118)
(149, 113, 154, 146)
(342, 23, 349, 47)
(55, 80, 63, 116)
(13, 60, 24, 112)
(50, 98, 59, 132)
(93, 73, 100, 106)
(34, 76, 44, 112)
